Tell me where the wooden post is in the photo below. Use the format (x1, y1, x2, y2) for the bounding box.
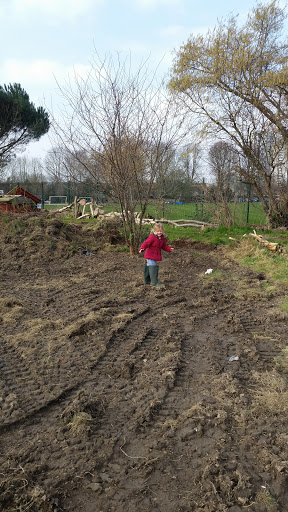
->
(90, 198, 95, 217)
(74, 196, 79, 219)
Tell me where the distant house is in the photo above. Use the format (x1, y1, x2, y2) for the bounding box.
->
(0, 186, 41, 212)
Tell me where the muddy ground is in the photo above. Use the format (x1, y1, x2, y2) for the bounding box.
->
(1, 213, 288, 512)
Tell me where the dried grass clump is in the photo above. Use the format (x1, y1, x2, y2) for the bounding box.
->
(112, 313, 133, 327)
(234, 284, 261, 300)
(0, 473, 48, 512)
(254, 488, 278, 512)
(22, 277, 68, 291)
(62, 391, 102, 438)
(162, 403, 205, 432)
(251, 371, 288, 415)
(66, 310, 110, 338)
(16, 318, 55, 340)
(68, 412, 93, 436)
(266, 309, 288, 321)
(0, 297, 23, 308)
(0, 297, 25, 327)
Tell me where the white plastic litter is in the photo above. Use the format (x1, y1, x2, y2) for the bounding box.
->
(205, 268, 213, 274)
(229, 355, 239, 362)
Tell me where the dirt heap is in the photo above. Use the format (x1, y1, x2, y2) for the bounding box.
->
(0, 213, 288, 512)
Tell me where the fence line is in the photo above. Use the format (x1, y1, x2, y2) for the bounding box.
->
(142, 200, 267, 227)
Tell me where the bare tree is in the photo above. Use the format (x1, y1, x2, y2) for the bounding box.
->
(3, 155, 44, 183)
(1, 155, 45, 198)
(207, 141, 237, 225)
(52, 53, 185, 254)
(154, 143, 202, 201)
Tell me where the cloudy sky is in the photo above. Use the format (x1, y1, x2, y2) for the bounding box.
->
(1, 0, 261, 159)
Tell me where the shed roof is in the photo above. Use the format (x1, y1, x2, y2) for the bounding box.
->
(7, 186, 41, 204)
(0, 195, 32, 204)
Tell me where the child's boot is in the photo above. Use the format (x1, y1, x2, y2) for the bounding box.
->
(143, 264, 151, 284)
(149, 266, 165, 287)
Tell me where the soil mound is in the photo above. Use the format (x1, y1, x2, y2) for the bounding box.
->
(0, 212, 123, 265)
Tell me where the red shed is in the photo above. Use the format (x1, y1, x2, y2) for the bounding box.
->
(0, 187, 41, 212)
(7, 186, 41, 205)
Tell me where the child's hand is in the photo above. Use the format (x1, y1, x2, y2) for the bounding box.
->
(170, 248, 174, 252)
(139, 249, 144, 253)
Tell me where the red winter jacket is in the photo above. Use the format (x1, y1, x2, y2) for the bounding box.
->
(139, 233, 172, 261)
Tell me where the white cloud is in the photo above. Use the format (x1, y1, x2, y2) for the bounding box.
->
(116, 41, 150, 55)
(0, 58, 93, 111)
(125, 0, 183, 11)
(1, 58, 92, 85)
(159, 25, 185, 37)
(2, 59, 62, 85)
(10, 0, 104, 19)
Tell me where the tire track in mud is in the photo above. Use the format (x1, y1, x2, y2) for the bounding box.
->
(0, 290, 193, 511)
(94, 296, 284, 512)
(0, 263, 179, 431)
(67, 257, 288, 511)
(0, 338, 52, 425)
(0, 302, 177, 491)
(238, 312, 281, 368)
(0, 304, 151, 430)
(93, 310, 231, 512)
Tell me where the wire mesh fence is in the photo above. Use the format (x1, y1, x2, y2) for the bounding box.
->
(143, 200, 267, 227)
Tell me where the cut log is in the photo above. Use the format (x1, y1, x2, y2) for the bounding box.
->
(249, 230, 284, 254)
(166, 218, 213, 226)
(159, 218, 217, 228)
(48, 202, 74, 214)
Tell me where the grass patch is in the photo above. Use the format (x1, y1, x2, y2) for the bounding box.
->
(203, 269, 224, 280)
(104, 244, 129, 252)
(226, 237, 288, 307)
(164, 225, 255, 245)
(228, 239, 287, 275)
(275, 347, 288, 372)
(144, 201, 267, 225)
(281, 297, 288, 312)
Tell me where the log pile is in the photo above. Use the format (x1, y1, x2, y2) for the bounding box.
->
(48, 198, 217, 229)
(47, 198, 105, 219)
(48, 198, 155, 224)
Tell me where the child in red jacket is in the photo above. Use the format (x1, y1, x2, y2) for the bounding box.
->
(139, 222, 174, 286)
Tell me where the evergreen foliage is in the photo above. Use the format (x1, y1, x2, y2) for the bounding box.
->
(0, 83, 50, 165)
